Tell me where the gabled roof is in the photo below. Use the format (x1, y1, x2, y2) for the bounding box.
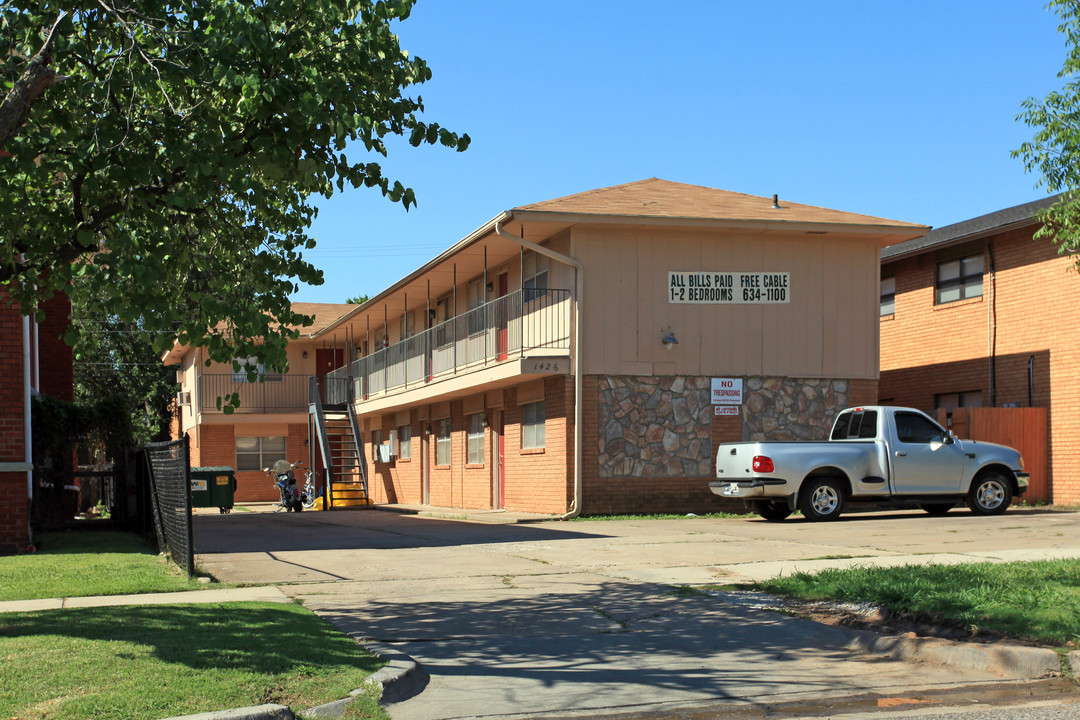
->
(515, 178, 928, 230)
(882, 193, 1064, 261)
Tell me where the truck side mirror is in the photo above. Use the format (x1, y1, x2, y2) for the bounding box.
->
(943, 432, 955, 445)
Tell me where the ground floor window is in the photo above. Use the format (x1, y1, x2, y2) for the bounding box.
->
(372, 428, 383, 463)
(522, 401, 545, 449)
(398, 424, 412, 459)
(435, 418, 451, 465)
(467, 413, 485, 464)
(235, 436, 286, 471)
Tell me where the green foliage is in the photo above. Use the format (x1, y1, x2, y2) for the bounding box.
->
(72, 289, 178, 446)
(0, 531, 207, 601)
(0, 603, 383, 719)
(1014, 0, 1080, 268)
(755, 559, 1080, 646)
(346, 294, 372, 304)
(0, 1, 469, 384)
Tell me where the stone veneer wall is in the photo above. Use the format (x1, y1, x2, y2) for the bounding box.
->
(597, 375, 854, 479)
(598, 376, 712, 478)
(743, 377, 850, 441)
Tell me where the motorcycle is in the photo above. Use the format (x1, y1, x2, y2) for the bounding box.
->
(266, 459, 307, 512)
(301, 468, 319, 509)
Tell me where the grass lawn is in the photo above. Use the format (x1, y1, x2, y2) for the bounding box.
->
(0, 531, 210, 601)
(751, 558, 1080, 647)
(0, 602, 384, 720)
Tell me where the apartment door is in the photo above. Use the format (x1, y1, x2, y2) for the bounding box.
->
(496, 273, 509, 361)
(315, 348, 345, 402)
(422, 425, 431, 505)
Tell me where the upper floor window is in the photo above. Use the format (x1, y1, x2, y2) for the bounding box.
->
(523, 252, 549, 302)
(466, 278, 485, 336)
(880, 277, 895, 316)
(936, 254, 983, 304)
(435, 296, 453, 348)
(399, 310, 415, 342)
(232, 357, 283, 383)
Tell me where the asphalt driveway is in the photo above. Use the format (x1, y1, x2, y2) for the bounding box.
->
(193, 507, 1080, 719)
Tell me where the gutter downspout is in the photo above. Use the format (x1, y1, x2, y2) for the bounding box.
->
(22, 315, 34, 550)
(494, 219, 584, 520)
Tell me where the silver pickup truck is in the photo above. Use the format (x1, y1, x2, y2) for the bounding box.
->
(710, 406, 1029, 522)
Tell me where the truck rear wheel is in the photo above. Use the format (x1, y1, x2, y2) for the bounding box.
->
(753, 500, 792, 522)
(968, 472, 1013, 515)
(799, 479, 845, 521)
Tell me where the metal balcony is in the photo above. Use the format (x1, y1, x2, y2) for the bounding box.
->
(324, 287, 571, 405)
(198, 373, 313, 413)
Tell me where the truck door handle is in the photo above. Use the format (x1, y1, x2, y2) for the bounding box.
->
(895, 451, 907, 457)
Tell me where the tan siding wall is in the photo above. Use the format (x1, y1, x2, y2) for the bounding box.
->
(575, 226, 879, 380)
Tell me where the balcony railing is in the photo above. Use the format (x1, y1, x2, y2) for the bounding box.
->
(323, 287, 571, 405)
(199, 373, 312, 413)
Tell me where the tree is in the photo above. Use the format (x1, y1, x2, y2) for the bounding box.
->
(346, 294, 370, 304)
(1014, 0, 1080, 268)
(1, 0, 468, 388)
(71, 294, 178, 448)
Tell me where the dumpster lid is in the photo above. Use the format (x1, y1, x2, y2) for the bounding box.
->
(191, 466, 235, 473)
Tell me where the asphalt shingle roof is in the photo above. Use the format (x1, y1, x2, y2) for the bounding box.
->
(882, 193, 1064, 260)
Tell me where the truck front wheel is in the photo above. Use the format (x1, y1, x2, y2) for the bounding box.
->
(968, 473, 1013, 515)
(799, 479, 845, 521)
(753, 500, 792, 522)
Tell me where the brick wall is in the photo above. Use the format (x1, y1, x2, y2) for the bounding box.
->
(881, 225, 1080, 504)
(192, 423, 307, 502)
(1, 290, 29, 553)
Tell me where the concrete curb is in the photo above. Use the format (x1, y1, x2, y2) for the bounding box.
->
(846, 630, 1064, 679)
(1068, 650, 1080, 676)
(301, 641, 420, 718)
(159, 703, 293, 720)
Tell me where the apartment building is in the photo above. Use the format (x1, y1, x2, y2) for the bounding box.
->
(880, 194, 1078, 504)
(167, 178, 926, 514)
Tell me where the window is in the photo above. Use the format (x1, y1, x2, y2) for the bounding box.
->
(372, 428, 383, 462)
(399, 311, 415, 341)
(435, 296, 453, 347)
(880, 277, 896, 316)
(894, 412, 947, 444)
(935, 391, 982, 416)
(435, 418, 451, 465)
(467, 414, 485, 464)
(236, 436, 286, 471)
(830, 410, 877, 440)
(936, 254, 983, 304)
(466, 278, 485, 336)
(522, 401, 546, 449)
(398, 424, 411, 460)
(523, 252, 549, 302)
(232, 357, 283, 383)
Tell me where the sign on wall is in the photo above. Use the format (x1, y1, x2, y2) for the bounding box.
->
(668, 272, 790, 304)
(714, 406, 740, 416)
(711, 378, 743, 405)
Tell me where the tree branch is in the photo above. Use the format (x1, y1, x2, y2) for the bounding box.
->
(0, 13, 70, 150)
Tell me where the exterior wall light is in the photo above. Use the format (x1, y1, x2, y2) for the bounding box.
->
(661, 331, 679, 350)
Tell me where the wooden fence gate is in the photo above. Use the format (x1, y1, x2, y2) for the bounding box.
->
(935, 407, 1049, 503)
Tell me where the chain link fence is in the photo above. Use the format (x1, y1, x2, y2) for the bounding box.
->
(143, 436, 194, 578)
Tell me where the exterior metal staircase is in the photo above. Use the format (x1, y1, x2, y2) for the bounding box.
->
(309, 376, 370, 508)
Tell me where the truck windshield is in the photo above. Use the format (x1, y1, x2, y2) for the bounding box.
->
(831, 410, 878, 440)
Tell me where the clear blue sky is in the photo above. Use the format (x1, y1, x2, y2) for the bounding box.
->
(293, 1, 1068, 304)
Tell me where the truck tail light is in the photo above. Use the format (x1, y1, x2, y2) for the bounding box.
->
(753, 456, 774, 473)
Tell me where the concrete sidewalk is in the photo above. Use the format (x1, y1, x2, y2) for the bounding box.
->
(0, 585, 292, 613)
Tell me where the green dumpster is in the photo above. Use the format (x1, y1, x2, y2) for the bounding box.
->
(190, 466, 236, 514)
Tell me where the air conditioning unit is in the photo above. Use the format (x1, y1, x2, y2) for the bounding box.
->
(177, 391, 191, 406)
(376, 443, 393, 463)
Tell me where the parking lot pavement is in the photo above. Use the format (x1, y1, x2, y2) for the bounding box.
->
(193, 507, 1080, 719)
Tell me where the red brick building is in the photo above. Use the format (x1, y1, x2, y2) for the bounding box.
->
(879, 195, 1079, 505)
(168, 179, 925, 514)
(0, 289, 73, 554)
